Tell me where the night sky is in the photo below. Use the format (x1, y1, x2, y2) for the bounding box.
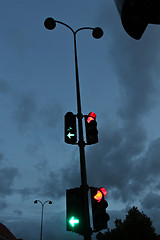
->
(0, 1, 160, 239)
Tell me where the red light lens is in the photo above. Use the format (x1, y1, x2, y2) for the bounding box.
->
(87, 112, 96, 123)
(94, 190, 103, 202)
(87, 116, 94, 123)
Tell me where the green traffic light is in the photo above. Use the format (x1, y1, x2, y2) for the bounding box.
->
(69, 216, 80, 227)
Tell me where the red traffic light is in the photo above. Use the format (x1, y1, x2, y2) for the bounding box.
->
(93, 187, 107, 202)
(87, 112, 96, 123)
(94, 190, 103, 202)
(90, 187, 109, 231)
(85, 112, 98, 144)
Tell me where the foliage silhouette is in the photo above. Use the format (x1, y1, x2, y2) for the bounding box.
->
(96, 206, 158, 240)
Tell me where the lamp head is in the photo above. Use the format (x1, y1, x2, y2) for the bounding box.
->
(34, 200, 38, 204)
(44, 17, 56, 30)
(49, 201, 52, 204)
(92, 27, 103, 39)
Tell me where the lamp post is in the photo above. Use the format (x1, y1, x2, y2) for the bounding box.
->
(34, 200, 52, 240)
(44, 17, 103, 240)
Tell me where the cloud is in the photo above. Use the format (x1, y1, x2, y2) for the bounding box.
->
(141, 192, 160, 210)
(0, 79, 10, 94)
(84, 124, 146, 201)
(39, 102, 63, 129)
(101, 6, 160, 126)
(13, 92, 63, 136)
(14, 209, 23, 217)
(42, 155, 80, 199)
(13, 92, 37, 133)
(0, 200, 8, 210)
(16, 187, 41, 200)
(0, 167, 19, 196)
(0, 152, 4, 162)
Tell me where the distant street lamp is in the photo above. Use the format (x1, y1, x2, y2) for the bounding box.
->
(44, 17, 103, 240)
(34, 200, 52, 240)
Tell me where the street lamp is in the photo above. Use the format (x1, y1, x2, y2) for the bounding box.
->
(34, 200, 52, 240)
(44, 17, 103, 240)
(44, 17, 103, 38)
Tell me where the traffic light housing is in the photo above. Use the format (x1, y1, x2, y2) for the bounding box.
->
(90, 187, 110, 231)
(66, 187, 85, 235)
(85, 112, 98, 145)
(65, 112, 77, 144)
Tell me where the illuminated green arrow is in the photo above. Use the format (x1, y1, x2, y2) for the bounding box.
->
(67, 132, 75, 139)
(69, 216, 79, 227)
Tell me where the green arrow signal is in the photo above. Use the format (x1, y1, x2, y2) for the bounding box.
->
(67, 132, 75, 139)
(69, 216, 79, 227)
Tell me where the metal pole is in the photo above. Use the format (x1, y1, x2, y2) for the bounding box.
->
(34, 200, 52, 240)
(73, 33, 91, 240)
(40, 203, 44, 240)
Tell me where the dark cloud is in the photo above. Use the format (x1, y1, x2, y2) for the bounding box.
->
(14, 209, 23, 217)
(141, 192, 160, 210)
(0, 79, 10, 94)
(13, 93, 37, 132)
(13, 92, 63, 137)
(0, 167, 19, 196)
(42, 153, 80, 199)
(146, 138, 160, 173)
(39, 101, 63, 129)
(98, 2, 160, 124)
(0, 152, 4, 162)
(16, 187, 41, 199)
(85, 124, 146, 202)
(0, 200, 8, 210)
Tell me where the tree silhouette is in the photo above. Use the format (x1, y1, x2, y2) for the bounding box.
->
(96, 206, 158, 240)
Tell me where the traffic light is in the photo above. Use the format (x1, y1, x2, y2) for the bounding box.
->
(90, 187, 110, 231)
(65, 112, 77, 144)
(114, 0, 160, 39)
(66, 187, 85, 235)
(85, 112, 98, 145)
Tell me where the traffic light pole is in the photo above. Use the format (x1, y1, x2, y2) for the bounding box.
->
(44, 18, 103, 240)
(73, 31, 92, 240)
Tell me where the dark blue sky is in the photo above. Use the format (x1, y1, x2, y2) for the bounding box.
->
(0, 1, 160, 239)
